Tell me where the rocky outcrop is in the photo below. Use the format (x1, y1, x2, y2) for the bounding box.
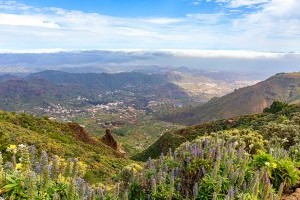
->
(282, 189, 300, 200)
(67, 122, 95, 144)
(102, 129, 118, 151)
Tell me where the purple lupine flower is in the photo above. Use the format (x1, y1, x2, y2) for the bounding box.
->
(242, 182, 247, 192)
(201, 167, 206, 176)
(212, 192, 217, 200)
(164, 164, 169, 173)
(227, 187, 235, 198)
(198, 149, 203, 158)
(40, 151, 48, 168)
(203, 138, 209, 148)
(34, 161, 42, 174)
(170, 172, 175, 187)
(159, 153, 164, 165)
(170, 168, 175, 178)
(151, 176, 157, 193)
(186, 157, 191, 164)
(193, 182, 198, 199)
(169, 148, 172, 156)
(173, 151, 178, 160)
(76, 178, 86, 199)
(175, 167, 179, 177)
(98, 187, 104, 200)
(28, 145, 36, 163)
(4, 161, 13, 170)
(148, 157, 153, 169)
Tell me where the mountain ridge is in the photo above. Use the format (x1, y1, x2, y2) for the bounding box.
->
(159, 72, 300, 125)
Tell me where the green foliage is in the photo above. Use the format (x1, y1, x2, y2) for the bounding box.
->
(129, 137, 295, 200)
(0, 111, 132, 183)
(252, 151, 300, 190)
(138, 104, 300, 160)
(264, 101, 289, 114)
(252, 152, 275, 169)
(128, 181, 145, 200)
(272, 159, 300, 190)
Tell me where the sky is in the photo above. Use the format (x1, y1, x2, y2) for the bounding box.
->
(0, 0, 299, 51)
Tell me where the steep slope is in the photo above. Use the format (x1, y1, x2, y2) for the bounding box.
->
(160, 72, 300, 125)
(135, 103, 300, 161)
(0, 111, 131, 183)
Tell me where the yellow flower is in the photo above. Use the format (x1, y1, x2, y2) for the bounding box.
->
(9, 145, 17, 150)
(270, 163, 277, 169)
(78, 161, 87, 175)
(15, 163, 22, 170)
(6, 144, 17, 153)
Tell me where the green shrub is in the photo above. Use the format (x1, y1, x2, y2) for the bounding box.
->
(263, 101, 288, 114)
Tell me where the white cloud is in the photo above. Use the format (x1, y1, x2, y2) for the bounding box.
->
(214, 0, 270, 8)
(221, 0, 270, 8)
(164, 49, 288, 59)
(0, 13, 60, 28)
(192, 0, 202, 5)
(0, 0, 299, 51)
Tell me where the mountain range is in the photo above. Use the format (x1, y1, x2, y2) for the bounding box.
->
(0, 69, 257, 112)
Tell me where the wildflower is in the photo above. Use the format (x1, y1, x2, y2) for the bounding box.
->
(226, 187, 235, 199)
(68, 178, 76, 200)
(19, 145, 30, 172)
(53, 193, 60, 200)
(78, 161, 87, 176)
(98, 187, 104, 199)
(193, 182, 198, 199)
(201, 167, 206, 176)
(15, 163, 22, 170)
(18, 144, 26, 149)
(265, 162, 270, 167)
(270, 162, 277, 168)
(151, 176, 156, 193)
(51, 155, 59, 179)
(26, 171, 36, 199)
(7, 144, 17, 153)
(233, 141, 239, 146)
(212, 192, 217, 200)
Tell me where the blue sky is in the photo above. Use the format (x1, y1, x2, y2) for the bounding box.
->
(0, 0, 299, 51)
(11, 0, 220, 17)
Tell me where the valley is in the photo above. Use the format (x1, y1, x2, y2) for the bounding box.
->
(0, 69, 258, 154)
(1, 69, 300, 199)
(1, 0, 300, 198)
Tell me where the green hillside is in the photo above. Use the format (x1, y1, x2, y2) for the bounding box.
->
(160, 72, 300, 125)
(0, 110, 132, 184)
(136, 102, 300, 161)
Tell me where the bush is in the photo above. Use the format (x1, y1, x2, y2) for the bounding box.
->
(264, 101, 288, 114)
